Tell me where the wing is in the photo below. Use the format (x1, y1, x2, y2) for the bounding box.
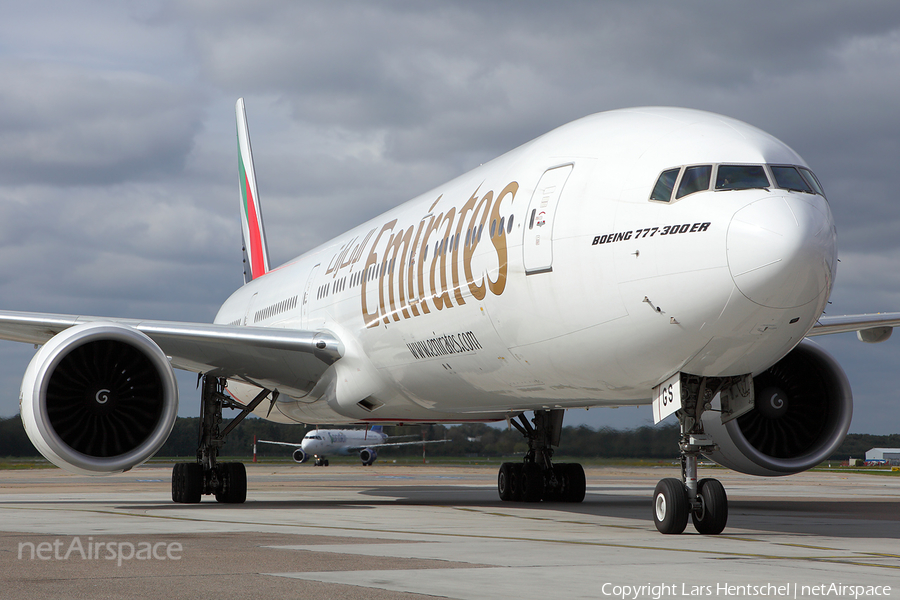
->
(0, 309, 342, 397)
(347, 439, 450, 451)
(256, 440, 303, 448)
(809, 312, 900, 341)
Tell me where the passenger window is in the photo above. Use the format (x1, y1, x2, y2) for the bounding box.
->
(798, 167, 826, 197)
(771, 166, 812, 193)
(675, 165, 711, 199)
(715, 165, 769, 190)
(650, 168, 680, 202)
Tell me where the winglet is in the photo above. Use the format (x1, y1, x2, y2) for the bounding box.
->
(236, 98, 270, 283)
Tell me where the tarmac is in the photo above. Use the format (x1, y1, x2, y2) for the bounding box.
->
(1, 463, 899, 599)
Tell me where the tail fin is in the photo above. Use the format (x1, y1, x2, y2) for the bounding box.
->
(370, 425, 384, 434)
(235, 98, 270, 283)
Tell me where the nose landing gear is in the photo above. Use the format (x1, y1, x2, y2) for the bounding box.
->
(653, 376, 732, 535)
(653, 435, 729, 535)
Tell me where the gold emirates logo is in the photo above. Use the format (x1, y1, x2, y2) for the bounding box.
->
(326, 182, 518, 328)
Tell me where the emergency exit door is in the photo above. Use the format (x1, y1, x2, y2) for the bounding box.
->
(301, 263, 320, 328)
(522, 164, 573, 275)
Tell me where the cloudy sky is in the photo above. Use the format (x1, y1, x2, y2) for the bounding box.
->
(1, 1, 899, 434)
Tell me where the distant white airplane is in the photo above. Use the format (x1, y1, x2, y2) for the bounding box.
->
(3, 100, 899, 535)
(257, 425, 448, 466)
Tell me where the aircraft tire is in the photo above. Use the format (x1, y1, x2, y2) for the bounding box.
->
(563, 463, 586, 503)
(692, 478, 727, 535)
(653, 478, 688, 534)
(172, 462, 202, 504)
(498, 463, 516, 501)
(509, 463, 524, 501)
(521, 462, 543, 502)
(215, 462, 247, 504)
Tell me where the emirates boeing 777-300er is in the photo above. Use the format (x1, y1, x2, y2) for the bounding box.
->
(2, 100, 898, 534)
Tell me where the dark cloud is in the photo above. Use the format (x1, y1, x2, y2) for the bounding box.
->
(0, 61, 203, 185)
(1, 1, 899, 434)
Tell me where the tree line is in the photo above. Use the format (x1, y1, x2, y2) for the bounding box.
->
(2, 414, 897, 461)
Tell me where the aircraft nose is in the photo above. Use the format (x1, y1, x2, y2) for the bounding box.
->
(726, 195, 836, 309)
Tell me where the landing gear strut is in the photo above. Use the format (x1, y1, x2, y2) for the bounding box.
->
(652, 375, 729, 535)
(172, 375, 276, 503)
(497, 409, 586, 503)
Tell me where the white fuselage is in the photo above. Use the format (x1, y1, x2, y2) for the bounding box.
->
(217, 107, 836, 425)
(301, 429, 388, 456)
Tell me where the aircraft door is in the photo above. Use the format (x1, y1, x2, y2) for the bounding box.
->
(243, 292, 259, 326)
(301, 263, 320, 328)
(522, 164, 573, 275)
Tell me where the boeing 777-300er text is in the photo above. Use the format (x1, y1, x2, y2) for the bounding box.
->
(258, 425, 447, 466)
(2, 100, 898, 534)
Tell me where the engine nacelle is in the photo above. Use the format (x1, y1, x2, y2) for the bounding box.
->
(20, 322, 179, 476)
(359, 447, 378, 465)
(292, 448, 309, 463)
(703, 339, 852, 476)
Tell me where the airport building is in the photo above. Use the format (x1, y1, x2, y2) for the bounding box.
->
(865, 448, 900, 465)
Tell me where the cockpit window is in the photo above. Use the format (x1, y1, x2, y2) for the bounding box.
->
(650, 163, 826, 203)
(771, 166, 813, 193)
(675, 165, 712, 199)
(650, 168, 680, 202)
(715, 165, 770, 190)
(798, 167, 826, 197)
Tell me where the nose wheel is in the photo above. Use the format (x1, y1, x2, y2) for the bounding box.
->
(692, 478, 728, 534)
(653, 478, 688, 534)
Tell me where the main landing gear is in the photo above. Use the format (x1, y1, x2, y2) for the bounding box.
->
(497, 409, 586, 503)
(172, 375, 276, 504)
(652, 376, 730, 535)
